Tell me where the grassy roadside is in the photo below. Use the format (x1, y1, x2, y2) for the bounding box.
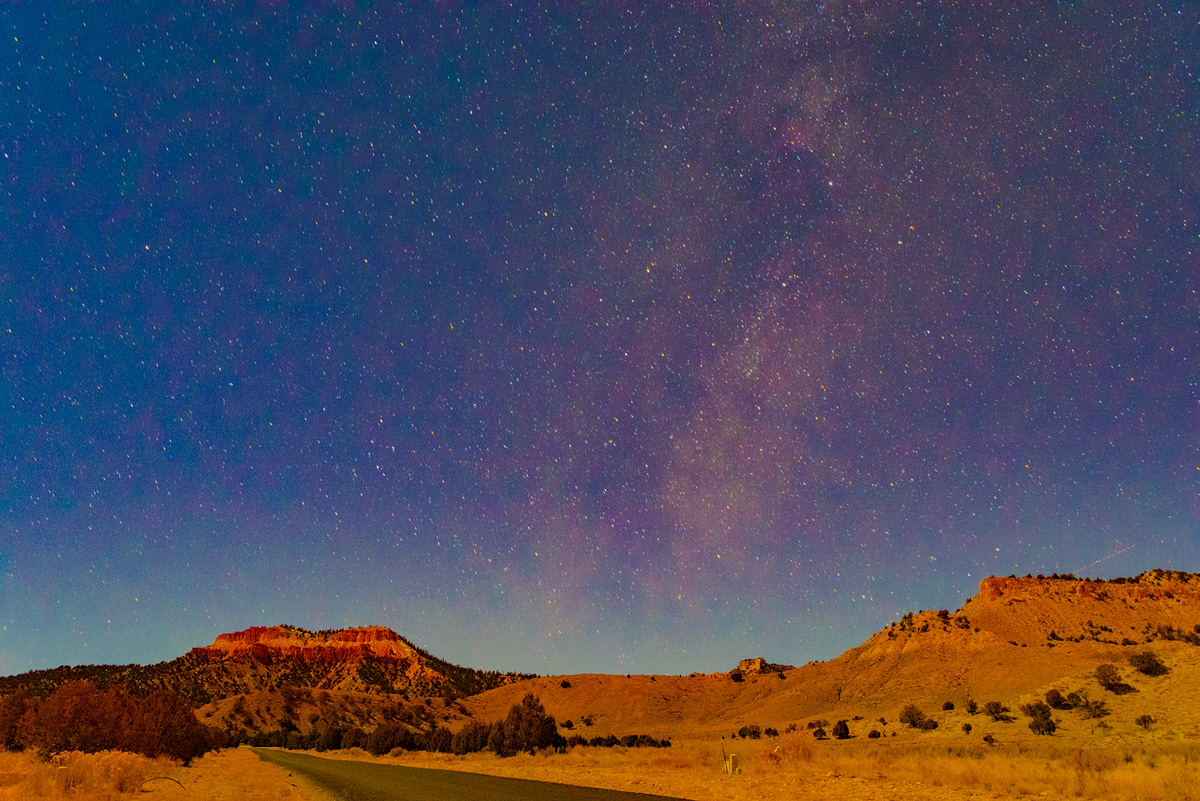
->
(0, 746, 336, 801)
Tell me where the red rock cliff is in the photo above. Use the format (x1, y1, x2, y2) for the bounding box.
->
(188, 625, 421, 664)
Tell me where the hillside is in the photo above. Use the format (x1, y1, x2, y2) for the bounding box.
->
(2, 570, 1196, 747)
(456, 570, 1200, 740)
(0, 625, 528, 738)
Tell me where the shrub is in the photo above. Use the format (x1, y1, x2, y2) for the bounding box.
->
(764, 727, 779, 737)
(1095, 663, 1122, 690)
(983, 701, 1013, 722)
(831, 720, 850, 740)
(560, 680, 572, 689)
(868, 729, 881, 739)
(966, 699, 978, 715)
(919, 718, 938, 731)
(1129, 651, 1168, 677)
(1021, 701, 1056, 735)
(942, 701, 954, 711)
(730, 670, 744, 683)
(962, 723, 972, 735)
(813, 728, 827, 740)
(899, 704, 926, 728)
(1135, 714, 1155, 730)
(341, 727, 367, 749)
(1045, 689, 1070, 709)
(1075, 692, 1109, 719)
(982, 734, 995, 746)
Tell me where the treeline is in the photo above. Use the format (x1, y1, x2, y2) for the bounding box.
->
(247, 693, 669, 757)
(0, 681, 223, 763)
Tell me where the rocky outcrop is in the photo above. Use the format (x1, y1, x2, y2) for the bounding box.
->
(189, 625, 421, 664)
(736, 657, 769, 674)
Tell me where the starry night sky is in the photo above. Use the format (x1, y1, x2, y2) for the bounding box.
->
(2, 4, 1196, 677)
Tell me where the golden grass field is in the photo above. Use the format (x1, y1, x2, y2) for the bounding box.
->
(306, 728, 1200, 801)
(0, 747, 338, 801)
(2, 731, 1199, 801)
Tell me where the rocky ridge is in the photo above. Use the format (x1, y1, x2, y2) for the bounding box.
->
(188, 625, 426, 665)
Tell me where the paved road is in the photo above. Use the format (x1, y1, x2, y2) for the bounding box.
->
(252, 749, 689, 801)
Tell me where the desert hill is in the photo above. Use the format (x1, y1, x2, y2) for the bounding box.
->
(455, 570, 1200, 740)
(0, 624, 528, 739)
(2, 570, 1197, 747)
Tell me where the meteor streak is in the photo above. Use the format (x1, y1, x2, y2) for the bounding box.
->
(1074, 544, 1135, 575)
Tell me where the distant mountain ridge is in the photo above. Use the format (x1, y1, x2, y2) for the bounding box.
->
(2, 570, 1197, 744)
(0, 624, 528, 707)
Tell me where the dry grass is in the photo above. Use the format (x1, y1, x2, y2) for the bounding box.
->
(310, 734, 1200, 801)
(0, 749, 172, 800)
(7, 738, 1194, 801)
(736, 734, 1200, 800)
(0, 747, 336, 801)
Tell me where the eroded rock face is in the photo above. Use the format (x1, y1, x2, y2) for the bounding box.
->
(976, 571, 1200, 606)
(736, 657, 769, 673)
(189, 625, 420, 664)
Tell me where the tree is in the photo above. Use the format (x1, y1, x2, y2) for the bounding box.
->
(129, 689, 221, 763)
(16, 681, 127, 754)
(421, 726, 452, 753)
(11, 681, 219, 764)
(450, 721, 488, 755)
(942, 701, 955, 711)
(315, 725, 345, 752)
(1135, 714, 1155, 730)
(812, 727, 827, 740)
(962, 723, 972, 735)
(366, 722, 406, 756)
(501, 693, 557, 754)
(0, 690, 31, 750)
(341, 727, 367, 750)
(831, 720, 850, 740)
(966, 699, 978, 715)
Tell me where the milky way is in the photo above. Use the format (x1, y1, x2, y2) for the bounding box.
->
(1, 4, 1196, 675)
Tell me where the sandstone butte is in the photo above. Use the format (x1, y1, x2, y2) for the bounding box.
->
(188, 625, 422, 665)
